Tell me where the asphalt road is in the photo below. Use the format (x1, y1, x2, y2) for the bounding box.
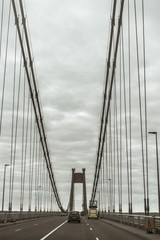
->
(0, 216, 145, 240)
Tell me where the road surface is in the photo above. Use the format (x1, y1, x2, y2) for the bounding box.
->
(0, 216, 145, 240)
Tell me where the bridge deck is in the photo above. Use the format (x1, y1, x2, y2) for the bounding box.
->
(0, 216, 160, 240)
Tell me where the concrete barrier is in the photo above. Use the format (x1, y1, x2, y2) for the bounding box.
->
(100, 213, 160, 234)
(0, 211, 63, 224)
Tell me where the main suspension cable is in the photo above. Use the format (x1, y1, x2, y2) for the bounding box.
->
(91, 0, 124, 202)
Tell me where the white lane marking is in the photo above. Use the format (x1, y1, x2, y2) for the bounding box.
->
(40, 220, 67, 240)
(96, 238, 99, 240)
(15, 229, 21, 232)
(90, 228, 93, 231)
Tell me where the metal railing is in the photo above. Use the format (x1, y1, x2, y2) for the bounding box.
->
(0, 211, 65, 224)
(100, 213, 160, 234)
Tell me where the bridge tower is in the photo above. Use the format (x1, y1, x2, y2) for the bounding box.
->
(68, 168, 87, 213)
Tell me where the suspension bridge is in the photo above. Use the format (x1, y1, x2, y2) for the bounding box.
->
(0, 0, 160, 239)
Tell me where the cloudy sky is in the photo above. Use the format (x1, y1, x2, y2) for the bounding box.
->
(24, 0, 112, 210)
(0, 0, 160, 213)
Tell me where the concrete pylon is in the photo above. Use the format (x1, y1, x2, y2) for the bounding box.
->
(68, 168, 87, 213)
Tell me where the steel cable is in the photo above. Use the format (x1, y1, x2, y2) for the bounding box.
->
(122, 28, 130, 213)
(105, 127, 109, 211)
(91, 0, 124, 202)
(142, 0, 149, 213)
(10, 49, 23, 210)
(0, 0, 4, 59)
(9, 28, 17, 211)
(34, 129, 39, 211)
(134, 0, 147, 214)
(11, 0, 64, 211)
(0, 1, 11, 135)
(91, 0, 117, 200)
(21, 95, 30, 211)
(28, 103, 33, 210)
(119, 32, 122, 213)
(20, 69, 26, 211)
(115, 68, 121, 213)
(128, 0, 133, 214)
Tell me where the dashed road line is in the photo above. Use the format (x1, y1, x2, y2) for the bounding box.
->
(90, 228, 93, 231)
(96, 238, 99, 240)
(15, 229, 21, 232)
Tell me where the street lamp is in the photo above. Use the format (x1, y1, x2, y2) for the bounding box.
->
(38, 185, 42, 212)
(2, 164, 10, 211)
(97, 190, 100, 212)
(148, 131, 160, 216)
(108, 178, 111, 213)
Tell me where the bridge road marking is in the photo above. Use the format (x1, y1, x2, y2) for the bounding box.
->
(15, 229, 21, 232)
(40, 220, 67, 240)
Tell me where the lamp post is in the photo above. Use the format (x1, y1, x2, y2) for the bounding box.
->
(98, 190, 100, 212)
(38, 185, 42, 212)
(148, 131, 160, 216)
(50, 193, 53, 212)
(108, 178, 111, 213)
(2, 164, 10, 212)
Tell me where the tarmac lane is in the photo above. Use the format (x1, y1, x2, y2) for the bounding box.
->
(38, 217, 145, 240)
(0, 216, 155, 240)
(41, 217, 96, 240)
(0, 216, 67, 240)
(85, 218, 144, 240)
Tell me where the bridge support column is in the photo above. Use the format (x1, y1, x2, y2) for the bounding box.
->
(68, 168, 87, 213)
(82, 168, 87, 213)
(68, 168, 75, 211)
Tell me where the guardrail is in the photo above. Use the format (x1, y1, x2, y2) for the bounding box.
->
(0, 211, 66, 224)
(100, 213, 160, 234)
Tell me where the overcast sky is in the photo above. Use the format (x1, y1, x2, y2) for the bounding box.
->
(0, 0, 160, 213)
(24, 0, 112, 211)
